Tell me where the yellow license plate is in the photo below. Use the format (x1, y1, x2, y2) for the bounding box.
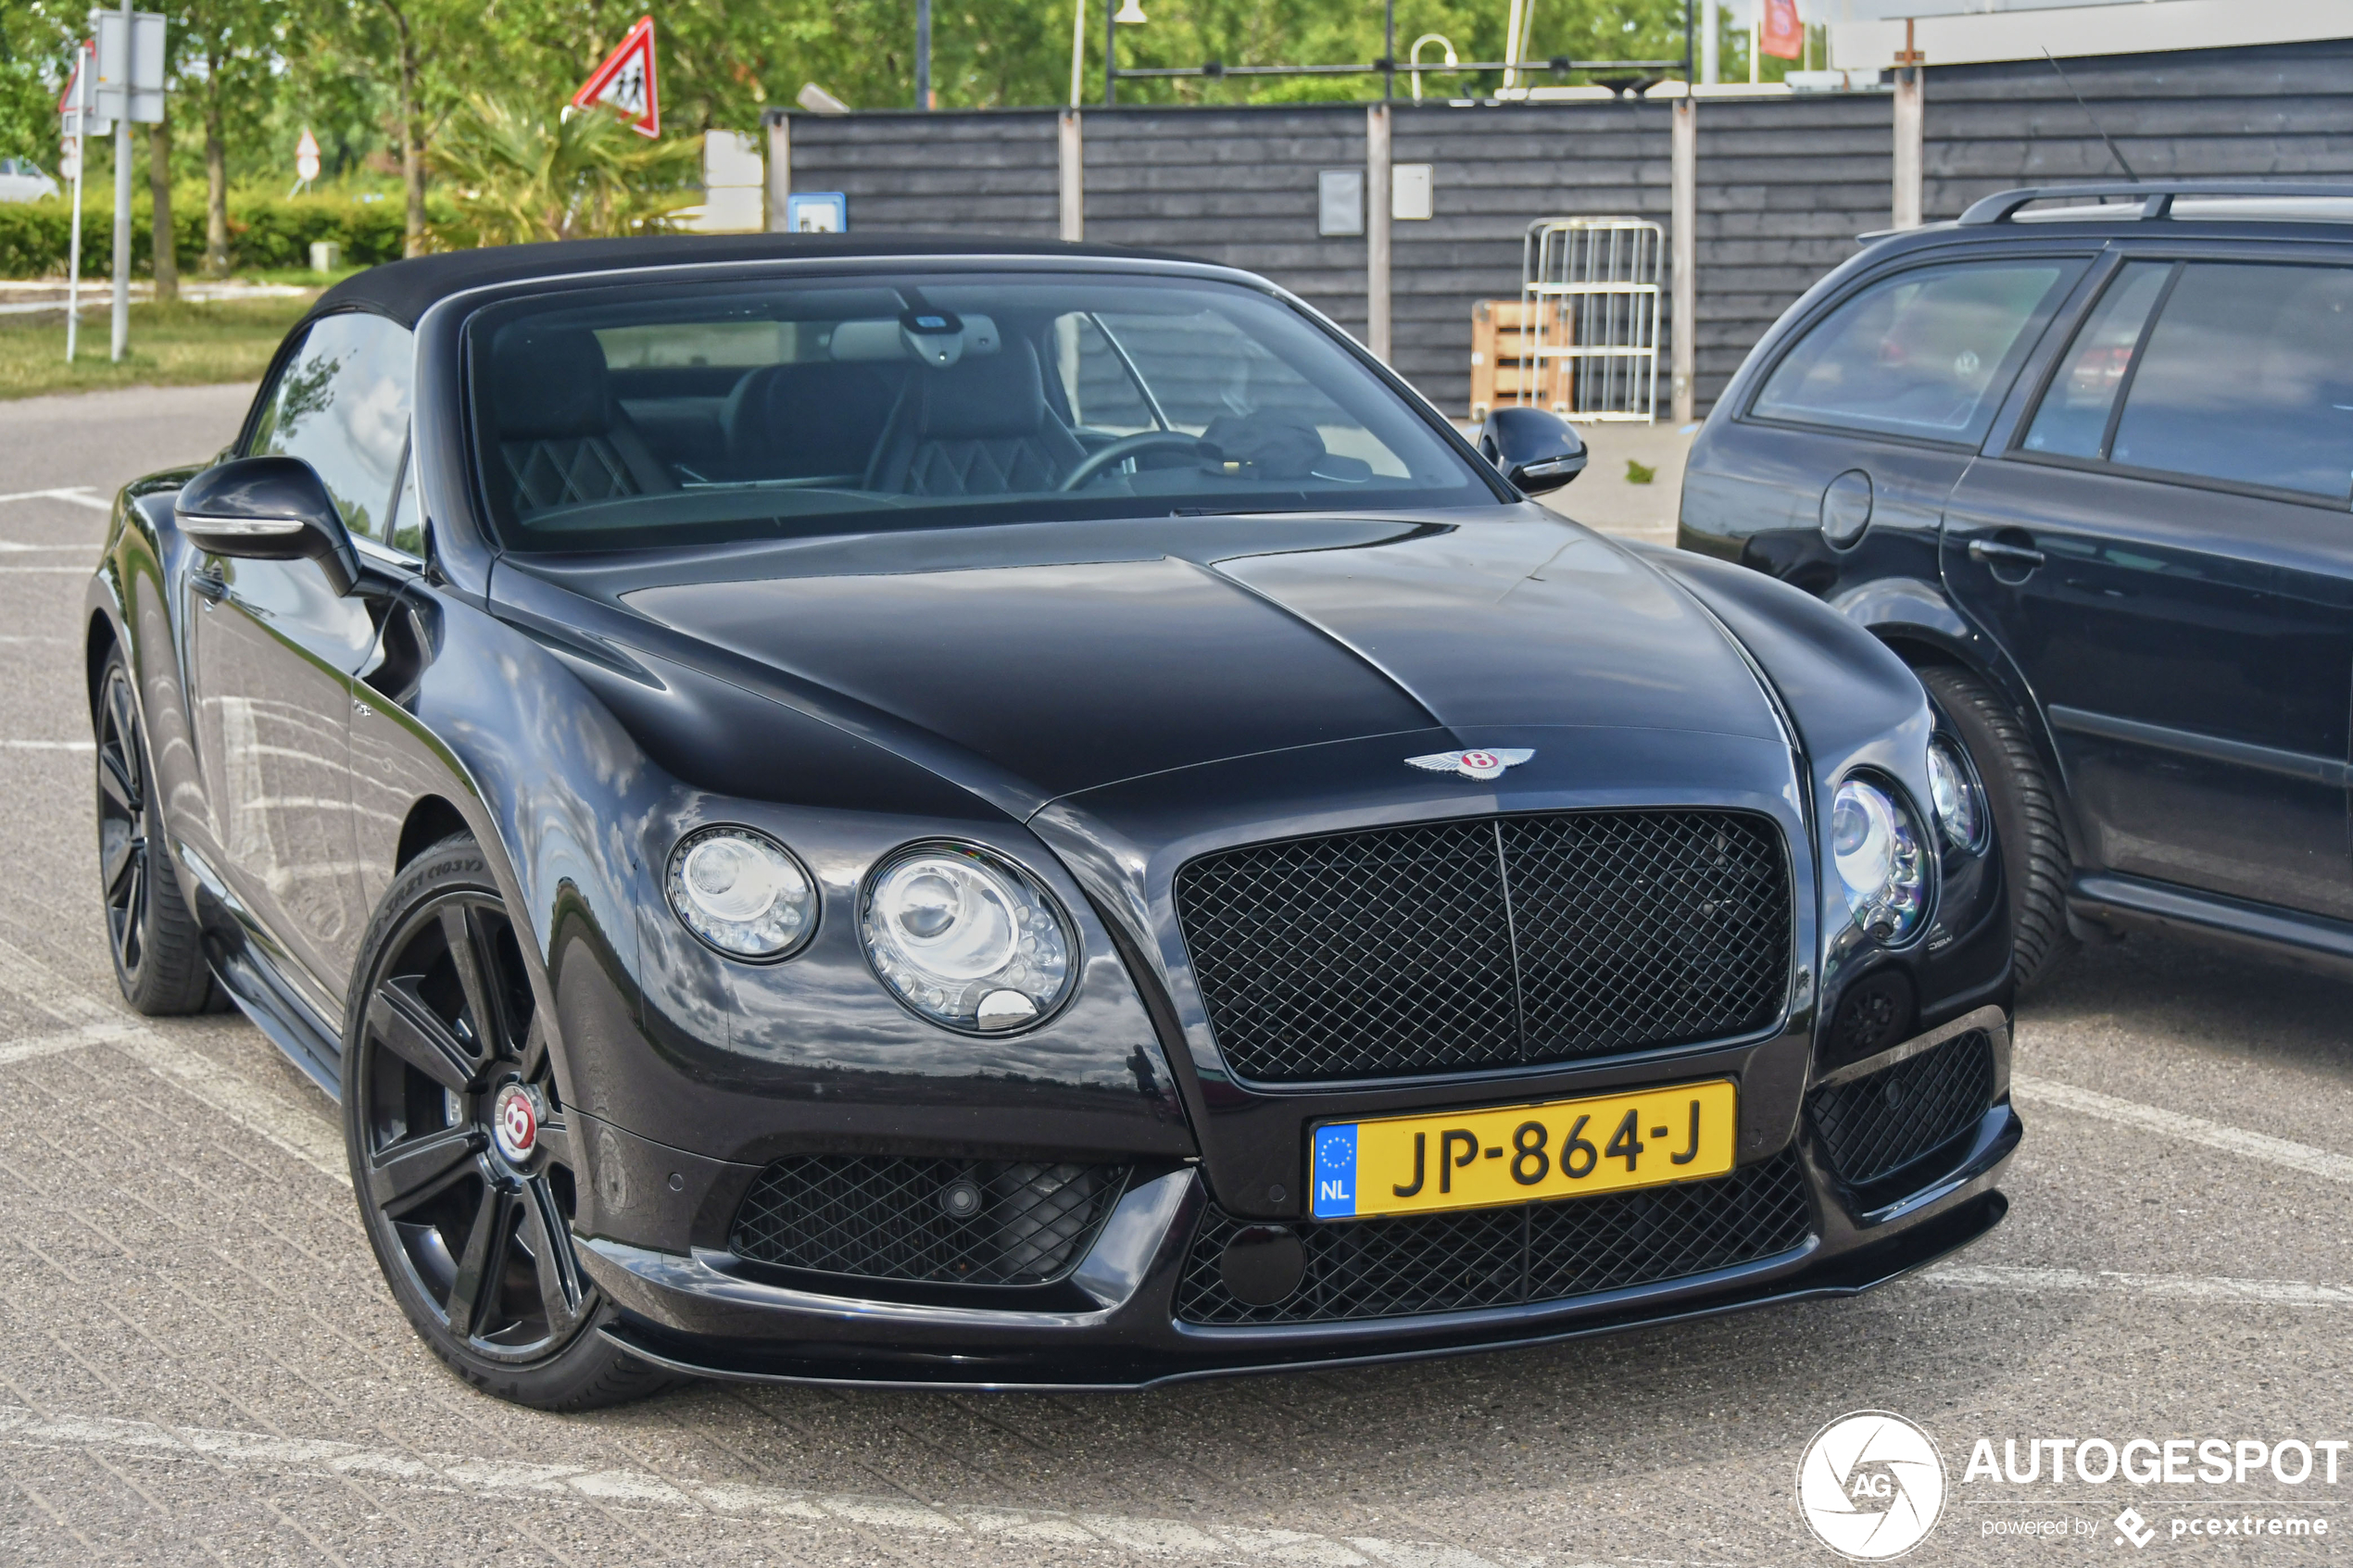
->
(1309, 1080, 1739, 1220)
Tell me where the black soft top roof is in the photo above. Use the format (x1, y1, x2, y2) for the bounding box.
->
(309, 232, 1203, 329)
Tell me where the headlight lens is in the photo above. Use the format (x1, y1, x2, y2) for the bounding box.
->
(666, 826, 818, 960)
(1831, 779, 1928, 943)
(862, 844, 1075, 1032)
(1926, 738, 1984, 850)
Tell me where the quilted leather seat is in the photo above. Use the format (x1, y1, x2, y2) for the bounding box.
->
(864, 342, 1086, 495)
(718, 360, 900, 483)
(491, 328, 675, 515)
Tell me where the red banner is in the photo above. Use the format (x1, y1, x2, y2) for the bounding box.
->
(1761, 0, 1805, 60)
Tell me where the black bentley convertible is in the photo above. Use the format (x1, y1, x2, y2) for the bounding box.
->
(87, 234, 2017, 1405)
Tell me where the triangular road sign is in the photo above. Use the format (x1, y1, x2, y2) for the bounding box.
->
(572, 16, 660, 138)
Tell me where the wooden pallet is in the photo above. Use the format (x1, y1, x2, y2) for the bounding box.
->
(1468, 297, 1574, 420)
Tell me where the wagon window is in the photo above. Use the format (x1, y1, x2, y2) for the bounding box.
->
(1751, 261, 2075, 445)
(2106, 262, 2353, 502)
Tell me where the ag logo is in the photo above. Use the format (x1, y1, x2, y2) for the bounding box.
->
(1795, 1411, 1946, 1560)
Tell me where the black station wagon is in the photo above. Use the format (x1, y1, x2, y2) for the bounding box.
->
(1681, 181, 2353, 987)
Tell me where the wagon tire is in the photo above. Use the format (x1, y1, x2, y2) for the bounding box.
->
(1918, 663, 2075, 991)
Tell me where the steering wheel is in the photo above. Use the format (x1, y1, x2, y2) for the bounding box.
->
(1060, 432, 1213, 491)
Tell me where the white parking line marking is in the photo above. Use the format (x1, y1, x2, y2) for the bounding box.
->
(0, 567, 96, 574)
(1924, 1263, 2353, 1307)
(0, 544, 95, 553)
(2010, 1072, 2353, 1185)
(0, 487, 108, 510)
(0, 740, 95, 751)
(0, 1019, 145, 1067)
(0, 939, 347, 1186)
(102, 1030, 349, 1185)
(0, 1404, 1527, 1567)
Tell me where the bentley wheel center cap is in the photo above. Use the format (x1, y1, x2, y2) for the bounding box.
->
(492, 1083, 545, 1163)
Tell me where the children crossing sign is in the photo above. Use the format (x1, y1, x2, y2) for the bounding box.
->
(572, 15, 660, 137)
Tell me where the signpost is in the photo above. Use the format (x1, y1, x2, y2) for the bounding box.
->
(572, 17, 660, 137)
(93, 4, 166, 363)
(57, 40, 99, 363)
(293, 127, 320, 194)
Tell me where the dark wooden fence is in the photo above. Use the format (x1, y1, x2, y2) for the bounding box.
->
(784, 37, 2353, 418)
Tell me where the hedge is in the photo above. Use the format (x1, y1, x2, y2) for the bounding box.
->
(0, 189, 459, 278)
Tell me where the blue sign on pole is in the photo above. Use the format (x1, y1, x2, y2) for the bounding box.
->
(783, 192, 847, 232)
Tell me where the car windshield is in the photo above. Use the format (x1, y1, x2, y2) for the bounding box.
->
(463, 270, 1497, 553)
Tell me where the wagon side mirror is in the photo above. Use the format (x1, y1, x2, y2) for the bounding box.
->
(175, 455, 360, 596)
(1478, 406, 1587, 495)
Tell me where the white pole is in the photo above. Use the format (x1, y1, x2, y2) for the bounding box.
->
(66, 52, 87, 363)
(1501, 0, 1526, 90)
(1058, 108, 1084, 241)
(109, 0, 132, 363)
(1670, 96, 1696, 424)
(1701, 1, 1719, 84)
(1749, 0, 1760, 84)
(1893, 44, 1923, 227)
(1365, 102, 1390, 363)
(1069, 0, 1087, 107)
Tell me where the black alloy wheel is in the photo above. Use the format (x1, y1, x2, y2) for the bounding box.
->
(94, 648, 214, 1014)
(345, 836, 669, 1408)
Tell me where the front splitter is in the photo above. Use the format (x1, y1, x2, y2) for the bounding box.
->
(598, 1188, 2007, 1392)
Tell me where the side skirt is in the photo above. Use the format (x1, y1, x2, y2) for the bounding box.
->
(2071, 871, 2353, 982)
(209, 943, 346, 1101)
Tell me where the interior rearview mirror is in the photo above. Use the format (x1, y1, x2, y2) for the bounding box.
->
(1477, 407, 1588, 495)
(174, 456, 360, 596)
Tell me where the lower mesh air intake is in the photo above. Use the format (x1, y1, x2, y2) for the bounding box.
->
(730, 1157, 1129, 1286)
(1808, 1029, 1995, 1188)
(1176, 1153, 1813, 1325)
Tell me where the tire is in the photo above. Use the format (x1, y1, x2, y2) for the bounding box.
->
(342, 834, 674, 1410)
(94, 646, 216, 1014)
(1916, 663, 2076, 991)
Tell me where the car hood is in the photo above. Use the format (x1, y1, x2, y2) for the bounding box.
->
(506, 509, 1784, 813)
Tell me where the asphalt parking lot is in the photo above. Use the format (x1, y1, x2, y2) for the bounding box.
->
(1, 386, 2347, 1565)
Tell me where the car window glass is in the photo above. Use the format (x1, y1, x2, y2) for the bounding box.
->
(1048, 314, 1156, 435)
(246, 312, 414, 541)
(2108, 262, 2353, 502)
(463, 274, 1484, 554)
(2020, 262, 2171, 459)
(1100, 307, 1413, 478)
(1751, 261, 2071, 443)
(384, 445, 424, 558)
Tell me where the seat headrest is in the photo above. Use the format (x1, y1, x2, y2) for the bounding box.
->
(919, 343, 1046, 441)
(492, 328, 613, 440)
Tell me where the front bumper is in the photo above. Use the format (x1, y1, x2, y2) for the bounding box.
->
(576, 1021, 2020, 1390)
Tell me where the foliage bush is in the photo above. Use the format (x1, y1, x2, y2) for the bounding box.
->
(0, 189, 458, 278)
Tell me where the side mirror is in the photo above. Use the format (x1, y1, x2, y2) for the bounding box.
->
(174, 456, 360, 596)
(1477, 407, 1587, 495)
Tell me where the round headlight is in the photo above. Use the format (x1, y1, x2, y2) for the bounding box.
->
(1926, 738, 1984, 850)
(666, 826, 817, 960)
(862, 844, 1076, 1033)
(1831, 779, 1928, 943)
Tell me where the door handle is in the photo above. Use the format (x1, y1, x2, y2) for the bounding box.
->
(1968, 538, 2046, 571)
(190, 569, 228, 603)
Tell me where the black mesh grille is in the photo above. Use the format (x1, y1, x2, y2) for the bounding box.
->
(1808, 1030, 1995, 1188)
(1175, 811, 1791, 1083)
(1176, 1154, 1814, 1325)
(730, 1158, 1128, 1286)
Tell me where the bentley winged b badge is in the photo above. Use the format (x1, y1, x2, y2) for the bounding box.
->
(1405, 748, 1534, 782)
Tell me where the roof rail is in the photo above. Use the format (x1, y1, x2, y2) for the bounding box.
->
(1957, 181, 2353, 227)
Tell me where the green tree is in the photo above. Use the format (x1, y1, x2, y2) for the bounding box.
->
(177, 0, 282, 272)
(427, 94, 700, 245)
